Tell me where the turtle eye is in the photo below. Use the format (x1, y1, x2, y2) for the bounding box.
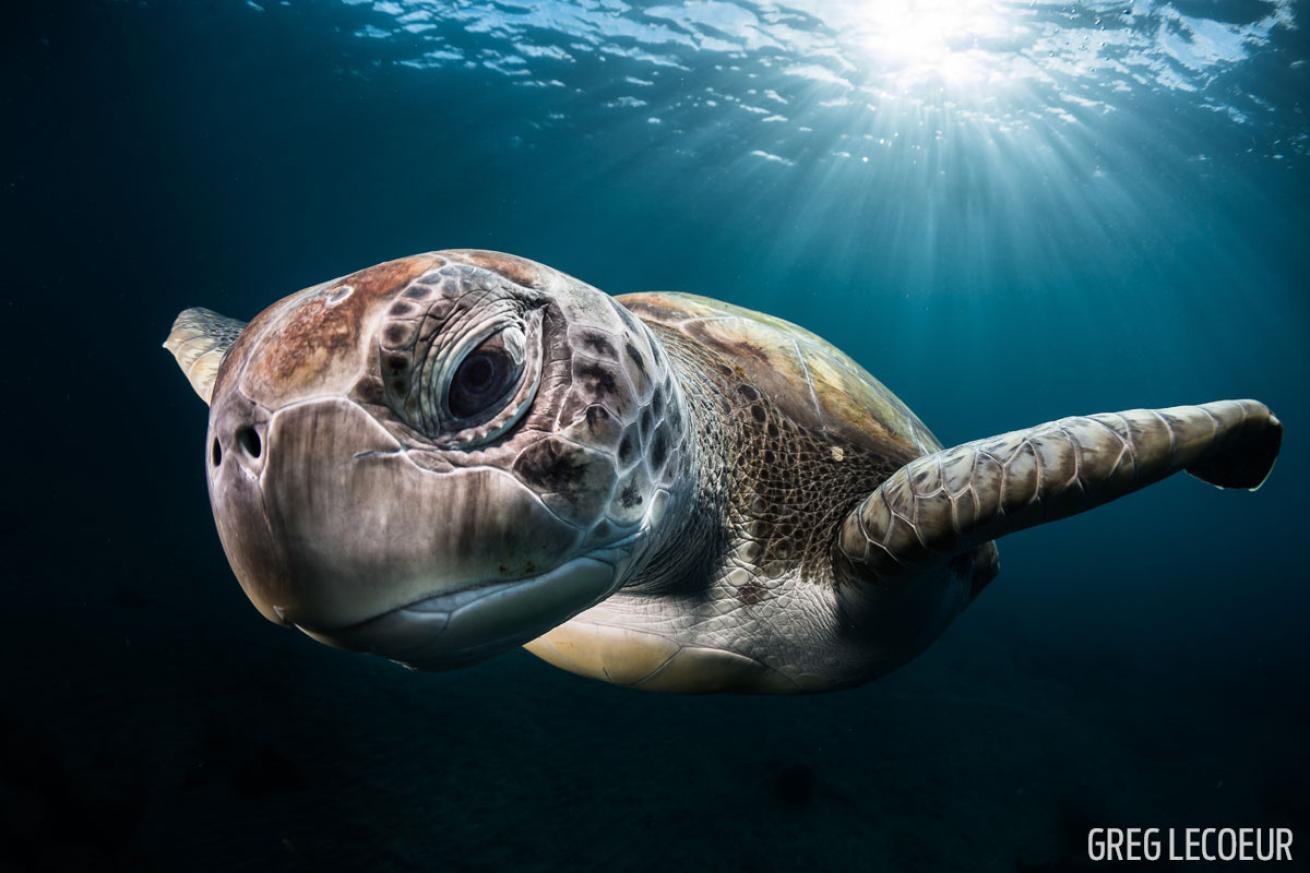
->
(445, 328, 524, 422)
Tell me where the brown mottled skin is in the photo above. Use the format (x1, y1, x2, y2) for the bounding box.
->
(165, 250, 1282, 693)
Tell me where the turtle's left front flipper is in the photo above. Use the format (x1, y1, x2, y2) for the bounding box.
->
(836, 399, 1282, 592)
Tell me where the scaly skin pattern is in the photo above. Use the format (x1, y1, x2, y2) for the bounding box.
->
(527, 294, 972, 692)
(837, 401, 1281, 584)
(162, 308, 247, 405)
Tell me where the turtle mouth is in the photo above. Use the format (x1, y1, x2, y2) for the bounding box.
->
(294, 535, 642, 669)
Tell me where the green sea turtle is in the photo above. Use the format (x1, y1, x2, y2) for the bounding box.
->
(165, 250, 1282, 693)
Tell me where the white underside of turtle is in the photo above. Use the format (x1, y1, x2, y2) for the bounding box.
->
(164, 249, 1282, 693)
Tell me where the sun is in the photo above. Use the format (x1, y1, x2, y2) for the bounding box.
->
(851, 0, 1017, 90)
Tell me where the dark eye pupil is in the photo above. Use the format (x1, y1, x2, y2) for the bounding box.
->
(461, 355, 496, 392)
(447, 339, 519, 421)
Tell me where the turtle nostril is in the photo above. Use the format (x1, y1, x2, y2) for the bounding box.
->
(211, 438, 223, 467)
(236, 426, 262, 459)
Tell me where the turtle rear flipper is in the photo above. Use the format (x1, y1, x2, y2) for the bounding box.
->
(836, 399, 1282, 587)
(163, 307, 247, 404)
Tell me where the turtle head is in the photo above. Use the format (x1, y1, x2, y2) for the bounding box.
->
(166, 250, 687, 669)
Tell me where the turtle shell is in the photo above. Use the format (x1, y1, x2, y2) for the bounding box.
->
(617, 291, 941, 462)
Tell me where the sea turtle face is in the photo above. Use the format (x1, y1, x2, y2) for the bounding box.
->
(205, 251, 685, 668)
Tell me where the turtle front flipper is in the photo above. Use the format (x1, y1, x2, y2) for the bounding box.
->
(829, 399, 1281, 680)
(163, 308, 247, 404)
(837, 399, 1282, 592)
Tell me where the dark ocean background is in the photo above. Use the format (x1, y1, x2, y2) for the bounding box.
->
(4, 1, 1308, 870)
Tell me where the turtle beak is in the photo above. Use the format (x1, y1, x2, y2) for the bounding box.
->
(204, 387, 607, 667)
(206, 392, 412, 630)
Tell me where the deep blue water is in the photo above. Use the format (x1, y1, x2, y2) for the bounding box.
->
(4, 1, 1308, 870)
